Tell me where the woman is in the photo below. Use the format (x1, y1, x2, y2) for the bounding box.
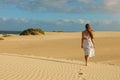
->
(81, 24, 95, 66)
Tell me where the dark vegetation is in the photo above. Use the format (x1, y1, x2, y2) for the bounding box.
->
(20, 28, 45, 35)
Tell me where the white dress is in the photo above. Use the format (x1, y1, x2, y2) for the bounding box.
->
(83, 35, 95, 57)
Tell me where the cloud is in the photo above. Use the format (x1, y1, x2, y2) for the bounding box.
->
(0, 0, 120, 13)
(0, 0, 68, 11)
(1, 17, 8, 21)
(102, 0, 119, 6)
(93, 20, 112, 24)
(100, 0, 120, 12)
(77, 0, 94, 4)
(0, 17, 120, 31)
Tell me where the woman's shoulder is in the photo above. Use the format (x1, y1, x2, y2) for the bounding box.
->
(82, 30, 85, 32)
(82, 30, 87, 33)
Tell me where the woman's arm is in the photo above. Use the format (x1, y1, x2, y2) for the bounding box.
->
(81, 32, 84, 48)
(91, 38, 95, 48)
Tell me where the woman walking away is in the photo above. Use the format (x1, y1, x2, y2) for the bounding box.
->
(81, 24, 95, 66)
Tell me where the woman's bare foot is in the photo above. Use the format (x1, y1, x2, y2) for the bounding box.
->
(85, 63, 88, 66)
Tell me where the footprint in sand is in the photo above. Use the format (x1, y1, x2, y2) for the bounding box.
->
(78, 69, 86, 80)
(79, 72, 83, 75)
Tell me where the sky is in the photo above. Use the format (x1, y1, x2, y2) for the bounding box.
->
(0, 0, 120, 31)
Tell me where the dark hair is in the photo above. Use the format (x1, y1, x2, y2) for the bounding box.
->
(85, 24, 94, 39)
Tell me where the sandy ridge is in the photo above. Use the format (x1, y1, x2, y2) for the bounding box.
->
(0, 53, 120, 80)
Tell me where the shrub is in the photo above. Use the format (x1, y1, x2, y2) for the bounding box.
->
(2, 34, 11, 37)
(20, 28, 45, 35)
(52, 30, 64, 32)
(0, 37, 4, 40)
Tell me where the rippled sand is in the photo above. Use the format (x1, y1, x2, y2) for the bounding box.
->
(0, 32, 120, 80)
(0, 54, 120, 80)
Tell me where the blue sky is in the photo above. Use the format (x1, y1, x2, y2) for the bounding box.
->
(0, 0, 120, 31)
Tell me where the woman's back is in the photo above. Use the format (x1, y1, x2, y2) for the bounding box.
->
(82, 31, 91, 39)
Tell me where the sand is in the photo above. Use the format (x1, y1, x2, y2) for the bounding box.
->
(0, 54, 120, 80)
(0, 32, 120, 80)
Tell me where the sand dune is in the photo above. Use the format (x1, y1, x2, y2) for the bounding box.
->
(0, 54, 82, 80)
(0, 54, 120, 80)
(0, 32, 120, 66)
(0, 32, 120, 80)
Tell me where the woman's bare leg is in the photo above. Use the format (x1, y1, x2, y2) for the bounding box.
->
(85, 55, 89, 66)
